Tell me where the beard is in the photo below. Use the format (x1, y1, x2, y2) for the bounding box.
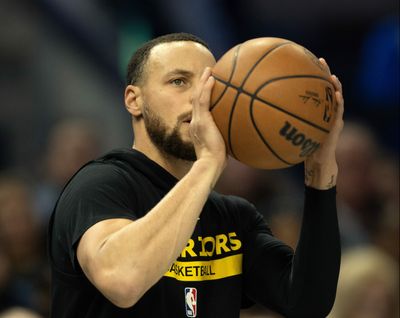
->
(142, 105, 196, 161)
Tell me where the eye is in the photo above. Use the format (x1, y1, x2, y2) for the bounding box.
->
(170, 78, 186, 86)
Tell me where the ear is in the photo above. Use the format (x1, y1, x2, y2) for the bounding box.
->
(125, 85, 143, 117)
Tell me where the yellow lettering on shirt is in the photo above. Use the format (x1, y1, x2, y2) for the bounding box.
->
(181, 239, 197, 257)
(229, 232, 242, 251)
(164, 254, 243, 282)
(198, 236, 215, 257)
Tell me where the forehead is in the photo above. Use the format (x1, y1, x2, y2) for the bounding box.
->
(146, 41, 216, 77)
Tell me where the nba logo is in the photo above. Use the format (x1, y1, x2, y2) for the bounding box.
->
(184, 287, 197, 317)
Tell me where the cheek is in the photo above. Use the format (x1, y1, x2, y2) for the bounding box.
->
(155, 106, 181, 126)
(144, 86, 191, 125)
(146, 89, 172, 112)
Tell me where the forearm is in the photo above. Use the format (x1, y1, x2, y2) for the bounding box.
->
(244, 65, 343, 316)
(97, 159, 221, 306)
(304, 157, 338, 190)
(286, 187, 340, 317)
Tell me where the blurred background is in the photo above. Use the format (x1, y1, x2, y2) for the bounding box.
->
(0, 0, 398, 317)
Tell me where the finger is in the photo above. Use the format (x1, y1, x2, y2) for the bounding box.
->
(199, 67, 212, 87)
(330, 90, 345, 141)
(335, 89, 344, 116)
(198, 76, 215, 110)
(192, 76, 215, 127)
(192, 67, 213, 121)
(319, 57, 331, 74)
(193, 67, 212, 103)
(331, 75, 343, 94)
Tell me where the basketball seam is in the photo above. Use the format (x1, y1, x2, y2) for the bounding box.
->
(226, 91, 242, 160)
(210, 45, 241, 111)
(214, 75, 331, 134)
(226, 42, 293, 162)
(219, 44, 242, 159)
(249, 97, 295, 166)
(238, 42, 293, 89)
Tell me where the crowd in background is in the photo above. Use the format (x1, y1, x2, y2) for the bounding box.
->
(0, 0, 398, 317)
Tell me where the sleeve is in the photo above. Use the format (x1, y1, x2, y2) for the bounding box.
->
(242, 186, 341, 318)
(55, 162, 138, 270)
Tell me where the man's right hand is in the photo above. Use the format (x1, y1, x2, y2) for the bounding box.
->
(190, 67, 227, 185)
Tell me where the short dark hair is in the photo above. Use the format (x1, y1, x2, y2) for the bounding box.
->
(126, 33, 210, 86)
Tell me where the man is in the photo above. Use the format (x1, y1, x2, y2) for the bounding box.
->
(48, 33, 344, 318)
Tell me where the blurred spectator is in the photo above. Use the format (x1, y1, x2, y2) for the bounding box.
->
(373, 202, 400, 262)
(216, 157, 301, 211)
(335, 122, 382, 248)
(328, 247, 399, 318)
(215, 158, 266, 204)
(0, 307, 43, 318)
(254, 173, 303, 250)
(371, 154, 399, 260)
(335, 120, 399, 261)
(0, 246, 19, 310)
(0, 175, 49, 316)
(263, 199, 302, 250)
(371, 153, 400, 206)
(34, 118, 103, 227)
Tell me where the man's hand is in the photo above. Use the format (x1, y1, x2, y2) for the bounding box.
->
(304, 58, 344, 190)
(190, 67, 227, 185)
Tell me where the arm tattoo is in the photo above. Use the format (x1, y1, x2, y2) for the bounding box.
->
(305, 169, 314, 184)
(327, 175, 336, 188)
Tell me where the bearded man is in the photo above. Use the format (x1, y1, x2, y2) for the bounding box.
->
(48, 33, 344, 318)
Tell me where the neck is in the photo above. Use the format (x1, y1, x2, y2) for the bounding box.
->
(132, 141, 193, 180)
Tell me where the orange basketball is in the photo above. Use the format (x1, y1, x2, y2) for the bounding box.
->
(210, 37, 336, 169)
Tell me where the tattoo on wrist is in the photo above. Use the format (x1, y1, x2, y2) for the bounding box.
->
(305, 169, 314, 183)
(327, 175, 336, 188)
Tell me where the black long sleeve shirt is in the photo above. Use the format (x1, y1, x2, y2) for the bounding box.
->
(49, 148, 340, 318)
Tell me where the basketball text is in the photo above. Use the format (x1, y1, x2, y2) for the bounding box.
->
(279, 121, 320, 157)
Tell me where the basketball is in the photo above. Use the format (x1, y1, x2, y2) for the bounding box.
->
(210, 37, 337, 169)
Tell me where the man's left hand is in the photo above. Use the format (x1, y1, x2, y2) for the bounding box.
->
(304, 58, 344, 190)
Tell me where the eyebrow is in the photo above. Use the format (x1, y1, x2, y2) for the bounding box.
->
(163, 69, 194, 79)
